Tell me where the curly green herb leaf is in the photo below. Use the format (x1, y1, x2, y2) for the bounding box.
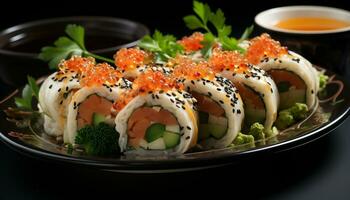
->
(39, 24, 114, 69)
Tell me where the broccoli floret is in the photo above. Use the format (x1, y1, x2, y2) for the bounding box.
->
(232, 133, 255, 148)
(248, 122, 265, 140)
(275, 103, 308, 129)
(75, 123, 119, 156)
(319, 73, 329, 91)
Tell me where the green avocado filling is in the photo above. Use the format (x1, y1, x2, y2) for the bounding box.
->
(275, 103, 309, 129)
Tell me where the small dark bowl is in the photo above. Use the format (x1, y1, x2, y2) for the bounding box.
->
(254, 6, 350, 78)
(0, 16, 149, 87)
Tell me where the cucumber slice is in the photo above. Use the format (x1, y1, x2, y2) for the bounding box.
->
(148, 138, 166, 150)
(244, 108, 266, 128)
(165, 125, 180, 133)
(210, 124, 227, 139)
(279, 89, 306, 110)
(198, 124, 212, 140)
(145, 123, 165, 143)
(92, 113, 106, 126)
(208, 115, 228, 127)
(198, 111, 209, 123)
(163, 131, 180, 149)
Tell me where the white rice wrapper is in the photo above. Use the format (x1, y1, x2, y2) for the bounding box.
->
(220, 65, 279, 130)
(64, 78, 131, 144)
(38, 72, 81, 136)
(257, 51, 318, 109)
(180, 76, 244, 149)
(115, 89, 198, 155)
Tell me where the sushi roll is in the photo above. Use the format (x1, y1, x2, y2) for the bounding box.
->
(170, 56, 244, 149)
(38, 56, 95, 136)
(246, 33, 318, 109)
(64, 63, 130, 144)
(209, 49, 279, 131)
(114, 70, 198, 155)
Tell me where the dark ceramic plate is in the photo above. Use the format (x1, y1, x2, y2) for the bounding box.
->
(0, 69, 349, 173)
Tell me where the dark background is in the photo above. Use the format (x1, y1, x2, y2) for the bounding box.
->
(1, 0, 350, 199)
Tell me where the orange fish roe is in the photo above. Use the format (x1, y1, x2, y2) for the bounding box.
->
(246, 33, 288, 65)
(208, 49, 249, 73)
(80, 63, 122, 87)
(114, 48, 151, 71)
(178, 32, 204, 53)
(171, 55, 214, 80)
(113, 70, 182, 112)
(59, 56, 95, 74)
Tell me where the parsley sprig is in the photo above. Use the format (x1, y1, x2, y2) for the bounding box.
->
(183, 1, 253, 57)
(14, 76, 40, 111)
(138, 30, 184, 63)
(39, 24, 114, 69)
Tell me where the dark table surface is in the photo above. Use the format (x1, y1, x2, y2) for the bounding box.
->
(0, 94, 349, 199)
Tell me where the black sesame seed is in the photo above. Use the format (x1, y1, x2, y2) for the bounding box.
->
(49, 85, 53, 89)
(185, 136, 190, 140)
(232, 108, 235, 113)
(311, 90, 314, 94)
(186, 126, 191, 130)
(237, 109, 241, 114)
(219, 100, 224, 104)
(57, 88, 61, 92)
(208, 92, 212, 96)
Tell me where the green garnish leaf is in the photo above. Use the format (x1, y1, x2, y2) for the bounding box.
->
(39, 24, 114, 69)
(39, 37, 83, 69)
(184, 1, 245, 56)
(27, 76, 39, 99)
(14, 76, 40, 110)
(65, 24, 86, 50)
(138, 30, 183, 63)
(239, 25, 254, 41)
(183, 15, 205, 30)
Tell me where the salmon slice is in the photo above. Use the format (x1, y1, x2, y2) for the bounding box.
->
(127, 107, 178, 147)
(269, 70, 306, 90)
(77, 94, 113, 129)
(192, 92, 225, 117)
(235, 82, 265, 109)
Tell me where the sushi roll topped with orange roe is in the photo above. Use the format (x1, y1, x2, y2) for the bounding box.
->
(244, 33, 319, 110)
(208, 48, 279, 132)
(114, 69, 198, 155)
(168, 55, 244, 149)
